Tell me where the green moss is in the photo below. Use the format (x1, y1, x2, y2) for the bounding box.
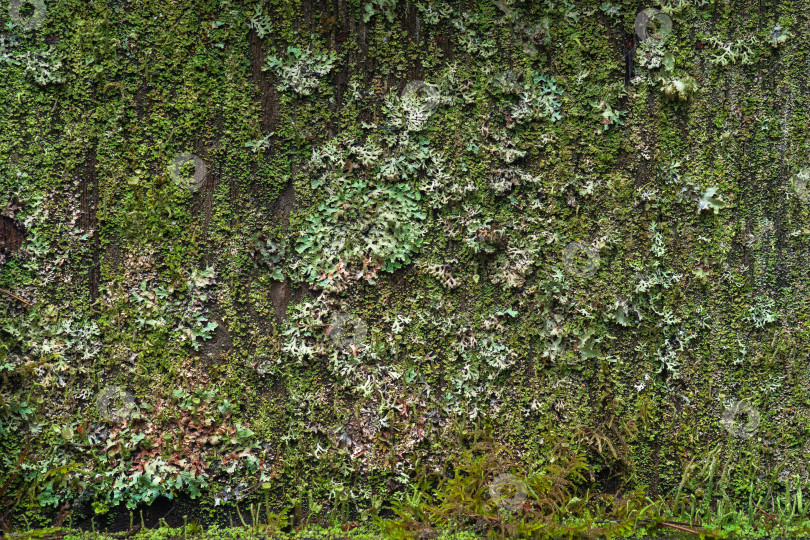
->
(3, 0, 810, 537)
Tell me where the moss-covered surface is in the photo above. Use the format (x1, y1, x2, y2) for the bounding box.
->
(9, 524, 480, 540)
(3, 0, 810, 537)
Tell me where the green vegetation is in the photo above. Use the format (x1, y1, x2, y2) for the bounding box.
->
(2, 0, 810, 537)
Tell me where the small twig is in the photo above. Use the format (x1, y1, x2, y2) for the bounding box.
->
(661, 519, 697, 526)
(756, 504, 777, 520)
(660, 521, 699, 534)
(756, 505, 785, 536)
(0, 440, 29, 502)
(0, 288, 31, 307)
(0, 439, 31, 532)
(632, 518, 702, 534)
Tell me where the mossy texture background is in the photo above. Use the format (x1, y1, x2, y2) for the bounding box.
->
(2, 0, 810, 530)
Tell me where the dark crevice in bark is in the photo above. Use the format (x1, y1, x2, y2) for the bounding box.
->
(79, 151, 100, 303)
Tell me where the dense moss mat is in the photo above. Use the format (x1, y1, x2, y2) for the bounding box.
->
(7, 525, 474, 540)
(3, 0, 810, 536)
(9, 517, 810, 540)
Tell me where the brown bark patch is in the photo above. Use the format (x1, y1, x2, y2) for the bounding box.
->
(79, 152, 100, 301)
(271, 182, 297, 230)
(249, 32, 279, 134)
(269, 278, 292, 320)
(0, 216, 24, 263)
